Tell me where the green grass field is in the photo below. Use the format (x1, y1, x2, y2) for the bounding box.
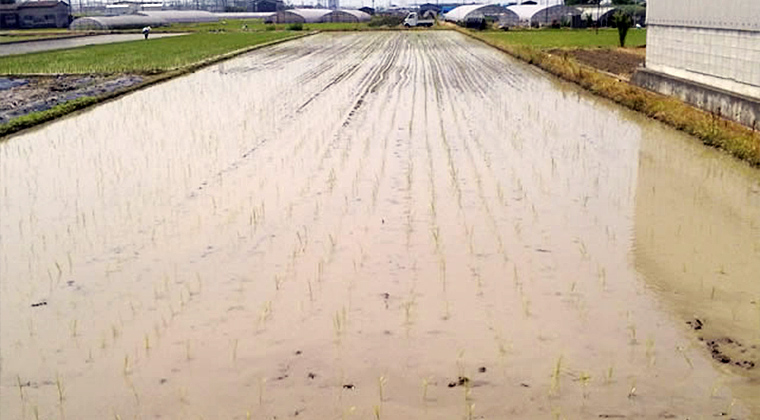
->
(479, 28, 646, 49)
(0, 31, 298, 74)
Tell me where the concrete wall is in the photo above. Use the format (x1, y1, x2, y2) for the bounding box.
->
(632, 68, 760, 128)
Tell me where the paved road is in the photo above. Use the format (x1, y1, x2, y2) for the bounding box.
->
(0, 33, 184, 56)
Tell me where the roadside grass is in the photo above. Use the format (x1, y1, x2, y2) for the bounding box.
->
(460, 28, 760, 166)
(479, 28, 646, 49)
(0, 31, 297, 74)
(0, 28, 70, 36)
(0, 35, 68, 43)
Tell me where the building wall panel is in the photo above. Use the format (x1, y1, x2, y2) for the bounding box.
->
(646, 24, 760, 99)
(648, 0, 760, 31)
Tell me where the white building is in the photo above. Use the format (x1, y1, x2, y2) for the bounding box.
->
(635, 0, 760, 126)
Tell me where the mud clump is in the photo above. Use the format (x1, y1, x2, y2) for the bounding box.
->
(706, 337, 756, 370)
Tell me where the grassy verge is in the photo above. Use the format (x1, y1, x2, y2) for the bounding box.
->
(0, 35, 65, 43)
(459, 28, 760, 167)
(477, 27, 646, 49)
(0, 96, 99, 137)
(0, 31, 297, 74)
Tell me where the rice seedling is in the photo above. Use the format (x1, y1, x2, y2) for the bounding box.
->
(645, 338, 656, 367)
(549, 355, 563, 396)
(403, 298, 415, 326)
(676, 345, 693, 369)
(620, 319, 637, 344)
(17, 375, 24, 401)
(578, 372, 592, 398)
(466, 402, 475, 420)
(231, 338, 239, 362)
(725, 399, 737, 417)
(123, 355, 130, 376)
(627, 379, 637, 399)
(333, 307, 347, 342)
(70, 319, 78, 337)
(258, 301, 273, 328)
(421, 378, 430, 402)
(378, 375, 387, 402)
(258, 377, 267, 405)
(521, 296, 531, 318)
(55, 373, 65, 404)
(605, 365, 614, 384)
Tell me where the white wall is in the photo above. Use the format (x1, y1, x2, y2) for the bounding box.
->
(646, 0, 760, 100)
(648, 0, 760, 31)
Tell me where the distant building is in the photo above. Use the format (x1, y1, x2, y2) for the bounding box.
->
(0, 0, 71, 29)
(248, 0, 283, 13)
(633, 0, 760, 127)
(327, 0, 338, 10)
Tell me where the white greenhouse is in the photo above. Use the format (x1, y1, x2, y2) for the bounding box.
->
(444, 4, 519, 27)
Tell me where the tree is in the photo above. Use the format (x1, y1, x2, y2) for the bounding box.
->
(612, 11, 633, 47)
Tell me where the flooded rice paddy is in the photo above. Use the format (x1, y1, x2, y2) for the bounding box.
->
(1, 32, 759, 419)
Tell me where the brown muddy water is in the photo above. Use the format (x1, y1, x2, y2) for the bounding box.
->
(1, 32, 759, 419)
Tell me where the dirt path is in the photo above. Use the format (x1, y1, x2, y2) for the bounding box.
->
(1, 32, 758, 419)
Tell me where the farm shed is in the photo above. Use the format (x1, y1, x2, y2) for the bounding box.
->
(444, 4, 519, 27)
(0, 0, 71, 29)
(507, 4, 581, 27)
(632, 0, 760, 126)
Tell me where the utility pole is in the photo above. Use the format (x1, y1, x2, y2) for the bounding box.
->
(595, 0, 600, 34)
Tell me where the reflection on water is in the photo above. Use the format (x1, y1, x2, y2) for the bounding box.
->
(1, 32, 759, 419)
(634, 120, 760, 407)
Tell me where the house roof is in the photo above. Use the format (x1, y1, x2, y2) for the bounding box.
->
(17, 0, 69, 9)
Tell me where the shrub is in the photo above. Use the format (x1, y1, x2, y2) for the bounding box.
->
(287, 23, 303, 31)
(368, 15, 404, 27)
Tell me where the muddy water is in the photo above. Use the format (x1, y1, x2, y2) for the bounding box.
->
(1, 32, 759, 419)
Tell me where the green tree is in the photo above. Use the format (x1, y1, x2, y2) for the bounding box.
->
(612, 11, 633, 47)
